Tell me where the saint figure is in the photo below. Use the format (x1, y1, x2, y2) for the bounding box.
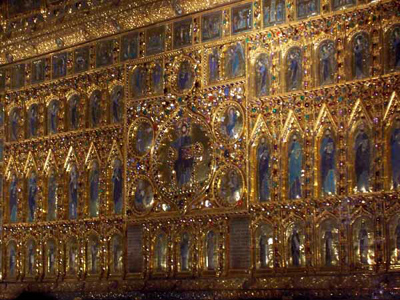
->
(288, 135, 302, 200)
(113, 237, 122, 272)
(320, 132, 336, 195)
(324, 229, 333, 266)
(391, 125, 400, 189)
(9, 244, 16, 277)
(10, 109, 19, 141)
(355, 129, 370, 192)
(111, 87, 123, 123)
(47, 171, 57, 221)
(90, 92, 101, 128)
(227, 43, 245, 78)
(257, 137, 270, 202)
(48, 242, 55, 275)
(206, 231, 216, 270)
(134, 179, 153, 211)
(180, 233, 189, 271)
(28, 172, 37, 222)
(69, 96, 79, 130)
(291, 227, 301, 267)
(135, 123, 153, 155)
(209, 50, 219, 83)
(69, 165, 78, 219)
(353, 35, 369, 79)
(90, 240, 98, 273)
(319, 42, 335, 85)
(48, 101, 59, 134)
(359, 222, 369, 264)
(224, 107, 238, 138)
(287, 49, 301, 90)
(156, 234, 165, 271)
(112, 159, 123, 214)
(68, 245, 77, 274)
(9, 174, 18, 223)
(171, 123, 194, 186)
(28, 105, 38, 138)
(152, 64, 163, 94)
(260, 234, 269, 268)
(28, 242, 35, 275)
(256, 57, 269, 97)
(89, 162, 99, 217)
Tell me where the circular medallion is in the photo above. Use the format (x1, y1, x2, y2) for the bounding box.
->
(151, 109, 214, 205)
(172, 56, 197, 95)
(213, 165, 244, 207)
(130, 118, 154, 157)
(213, 101, 244, 143)
(131, 176, 155, 213)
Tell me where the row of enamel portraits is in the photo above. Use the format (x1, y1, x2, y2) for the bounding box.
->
(3, 22, 400, 103)
(0, 0, 384, 92)
(3, 216, 400, 280)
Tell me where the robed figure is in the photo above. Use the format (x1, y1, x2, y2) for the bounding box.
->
(9, 174, 18, 223)
(112, 237, 122, 272)
(319, 42, 336, 85)
(28, 105, 38, 138)
(288, 136, 302, 200)
(90, 92, 101, 128)
(112, 159, 123, 214)
(320, 134, 336, 195)
(257, 138, 270, 202)
(47, 172, 57, 221)
(353, 34, 369, 79)
(152, 64, 163, 94)
(9, 244, 16, 277)
(355, 130, 370, 192)
(359, 223, 369, 264)
(48, 101, 59, 134)
(89, 162, 99, 217)
(255, 56, 269, 97)
(48, 242, 55, 275)
(224, 107, 238, 139)
(111, 88, 123, 123)
(90, 240, 99, 274)
(27, 172, 38, 222)
(209, 50, 219, 83)
(10, 109, 19, 141)
(324, 229, 333, 266)
(27, 242, 35, 275)
(391, 127, 400, 189)
(226, 43, 245, 79)
(206, 231, 216, 270)
(171, 124, 194, 187)
(69, 165, 78, 219)
(156, 234, 166, 271)
(290, 227, 301, 267)
(287, 48, 301, 91)
(260, 234, 269, 268)
(180, 233, 190, 271)
(69, 96, 79, 130)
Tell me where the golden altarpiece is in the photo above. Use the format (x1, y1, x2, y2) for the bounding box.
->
(0, 0, 400, 298)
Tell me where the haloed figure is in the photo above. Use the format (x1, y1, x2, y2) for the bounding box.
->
(355, 129, 370, 192)
(112, 159, 123, 214)
(291, 227, 301, 267)
(359, 222, 369, 264)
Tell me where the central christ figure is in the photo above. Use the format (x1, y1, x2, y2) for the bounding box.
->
(171, 122, 194, 187)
